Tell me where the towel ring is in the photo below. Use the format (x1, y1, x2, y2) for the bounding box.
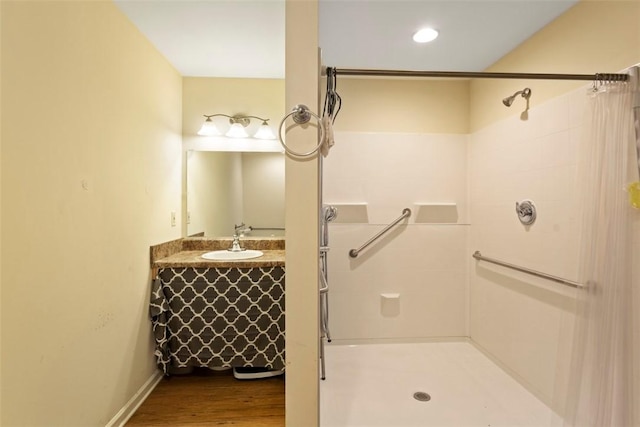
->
(278, 104, 325, 158)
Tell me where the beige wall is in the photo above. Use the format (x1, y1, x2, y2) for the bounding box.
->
(333, 78, 470, 134)
(1, 2, 182, 425)
(182, 77, 285, 140)
(470, 0, 640, 131)
(285, 1, 320, 425)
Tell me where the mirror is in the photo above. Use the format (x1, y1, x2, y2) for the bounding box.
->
(186, 150, 285, 238)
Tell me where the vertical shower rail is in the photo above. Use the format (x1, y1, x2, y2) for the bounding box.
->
(319, 203, 337, 380)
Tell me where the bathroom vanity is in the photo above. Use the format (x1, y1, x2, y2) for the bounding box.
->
(149, 237, 285, 375)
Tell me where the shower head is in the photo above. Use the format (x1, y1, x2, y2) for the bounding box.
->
(502, 88, 532, 107)
(502, 95, 516, 107)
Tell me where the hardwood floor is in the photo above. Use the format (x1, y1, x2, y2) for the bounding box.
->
(126, 368, 285, 426)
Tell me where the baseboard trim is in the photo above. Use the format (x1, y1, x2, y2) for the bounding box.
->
(106, 370, 164, 427)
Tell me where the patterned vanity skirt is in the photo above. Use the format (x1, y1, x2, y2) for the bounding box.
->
(150, 267, 285, 374)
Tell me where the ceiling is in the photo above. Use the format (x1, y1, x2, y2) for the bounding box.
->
(114, 0, 579, 79)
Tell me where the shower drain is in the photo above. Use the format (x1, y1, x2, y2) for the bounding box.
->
(413, 391, 431, 402)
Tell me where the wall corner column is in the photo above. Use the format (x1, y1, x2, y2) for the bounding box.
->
(284, 1, 320, 426)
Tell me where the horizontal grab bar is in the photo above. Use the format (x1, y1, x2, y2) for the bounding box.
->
(349, 208, 411, 258)
(472, 251, 583, 289)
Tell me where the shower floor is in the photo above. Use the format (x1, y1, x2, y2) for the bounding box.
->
(320, 341, 556, 427)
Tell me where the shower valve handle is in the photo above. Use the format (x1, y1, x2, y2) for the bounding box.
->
(515, 200, 537, 225)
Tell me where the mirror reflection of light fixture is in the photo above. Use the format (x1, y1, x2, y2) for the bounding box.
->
(197, 114, 276, 140)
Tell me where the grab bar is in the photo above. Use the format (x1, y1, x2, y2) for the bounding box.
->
(472, 251, 583, 289)
(349, 208, 411, 258)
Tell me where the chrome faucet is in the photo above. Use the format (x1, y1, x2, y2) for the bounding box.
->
(229, 234, 244, 252)
(229, 224, 247, 252)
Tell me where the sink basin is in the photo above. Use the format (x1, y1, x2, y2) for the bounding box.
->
(201, 249, 264, 260)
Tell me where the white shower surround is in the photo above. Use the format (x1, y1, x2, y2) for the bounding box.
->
(468, 88, 585, 410)
(324, 132, 470, 341)
(323, 84, 640, 412)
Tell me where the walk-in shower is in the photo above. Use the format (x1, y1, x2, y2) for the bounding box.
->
(319, 65, 639, 427)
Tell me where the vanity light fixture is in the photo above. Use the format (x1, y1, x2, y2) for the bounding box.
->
(412, 28, 439, 43)
(226, 122, 250, 138)
(253, 121, 277, 140)
(197, 114, 276, 140)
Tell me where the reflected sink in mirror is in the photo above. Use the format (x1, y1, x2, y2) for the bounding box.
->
(201, 250, 264, 260)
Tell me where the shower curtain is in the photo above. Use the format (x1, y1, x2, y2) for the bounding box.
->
(563, 71, 639, 427)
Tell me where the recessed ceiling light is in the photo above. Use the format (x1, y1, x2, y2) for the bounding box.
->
(413, 28, 439, 43)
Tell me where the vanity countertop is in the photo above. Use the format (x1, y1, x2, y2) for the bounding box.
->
(153, 249, 285, 269)
(150, 237, 285, 269)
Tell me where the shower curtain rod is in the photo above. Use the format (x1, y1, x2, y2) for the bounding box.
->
(330, 67, 629, 82)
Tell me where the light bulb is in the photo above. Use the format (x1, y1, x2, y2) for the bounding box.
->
(197, 117, 221, 136)
(253, 122, 276, 140)
(225, 122, 250, 138)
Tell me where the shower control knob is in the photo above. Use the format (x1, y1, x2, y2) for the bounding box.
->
(515, 200, 536, 226)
